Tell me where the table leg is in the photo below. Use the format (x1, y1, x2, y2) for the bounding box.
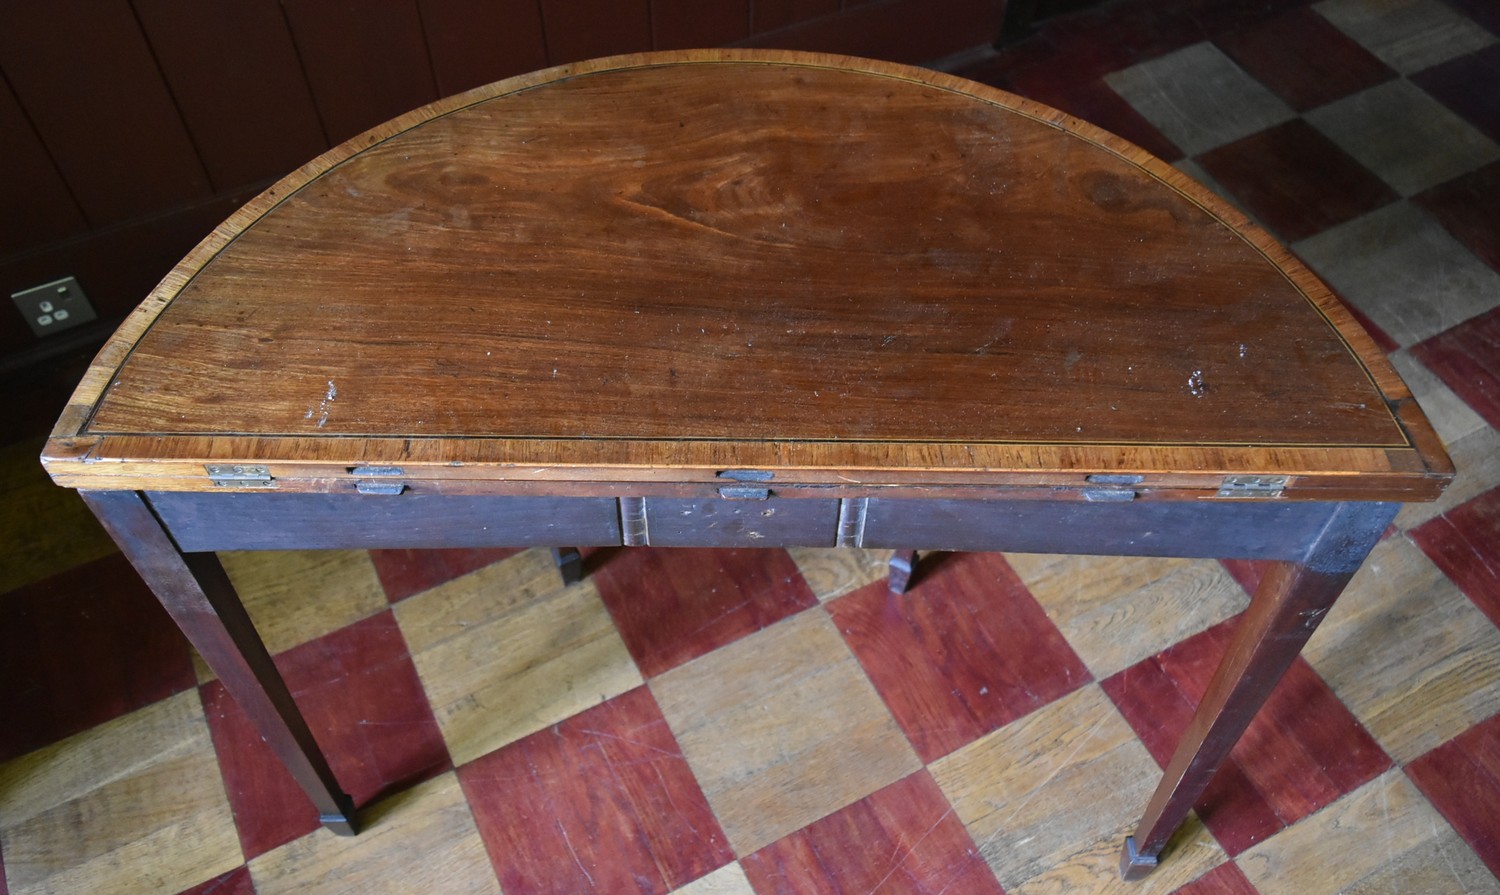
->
(1120, 501, 1395, 879)
(551, 546, 583, 586)
(81, 490, 359, 835)
(888, 549, 918, 593)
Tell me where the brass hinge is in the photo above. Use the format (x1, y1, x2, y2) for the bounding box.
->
(1216, 475, 1287, 498)
(350, 465, 406, 495)
(206, 464, 275, 488)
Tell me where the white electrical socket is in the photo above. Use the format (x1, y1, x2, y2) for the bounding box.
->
(11, 276, 97, 337)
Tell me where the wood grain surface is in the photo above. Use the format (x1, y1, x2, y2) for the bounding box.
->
(43, 50, 1451, 499)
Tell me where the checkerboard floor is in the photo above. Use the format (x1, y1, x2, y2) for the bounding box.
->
(4, 1, 1500, 892)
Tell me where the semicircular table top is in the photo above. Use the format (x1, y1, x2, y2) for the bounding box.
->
(45, 50, 1450, 500)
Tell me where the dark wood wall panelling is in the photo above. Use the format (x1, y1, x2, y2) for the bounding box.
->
(421, 0, 548, 97)
(0, 76, 85, 255)
(134, 1, 330, 189)
(283, 0, 440, 144)
(0, 0, 1003, 362)
(0, 0, 211, 231)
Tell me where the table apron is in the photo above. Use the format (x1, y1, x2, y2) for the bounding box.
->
(859, 497, 1384, 563)
(144, 491, 1380, 563)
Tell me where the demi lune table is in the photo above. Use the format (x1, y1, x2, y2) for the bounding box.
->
(43, 50, 1452, 879)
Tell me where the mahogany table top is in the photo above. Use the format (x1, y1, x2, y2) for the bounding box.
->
(44, 50, 1451, 501)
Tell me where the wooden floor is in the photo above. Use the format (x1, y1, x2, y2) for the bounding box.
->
(5, 1, 1500, 892)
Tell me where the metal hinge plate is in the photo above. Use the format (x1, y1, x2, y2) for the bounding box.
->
(1216, 475, 1287, 498)
(718, 469, 774, 483)
(206, 464, 275, 488)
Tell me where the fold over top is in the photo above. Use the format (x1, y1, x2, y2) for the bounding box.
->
(44, 50, 1452, 499)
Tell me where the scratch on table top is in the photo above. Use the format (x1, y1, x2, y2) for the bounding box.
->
(306, 379, 337, 427)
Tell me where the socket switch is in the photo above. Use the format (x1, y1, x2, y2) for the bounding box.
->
(12, 276, 97, 337)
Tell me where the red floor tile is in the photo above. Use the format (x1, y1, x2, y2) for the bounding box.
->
(829, 551, 1089, 763)
(966, 29, 1121, 95)
(1443, 0, 1500, 36)
(174, 866, 254, 895)
(1416, 161, 1500, 276)
(1221, 532, 1402, 603)
(1287, 248, 1402, 352)
(0, 553, 195, 762)
(459, 686, 731, 895)
(1103, 617, 1391, 855)
(1031, 0, 1208, 75)
(1005, 75, 1184, 161)
(1213, 6, 1395, 112)
(0, 840, 7, 895)
(1416, 162, 1500, 277)
(1340, 293, 1401, 353)
(1218, 559, 1269, 596)
(368, 547, 522, 602)
(740, 770, 1004, 895)
(968, 0, 1215, 95)
(1411, 306, 1500, 432)
(1412, 45, 1500, 144)
(1411, 487, 1500, 630)
(1407, 712, 1500, 880)
(1198, 120, 1397, 242)
(1170, 861, 1260, 894)
(1185, 0, 1318, 38)
(591, 548, 817, 678)
(203, 611, 451, 860)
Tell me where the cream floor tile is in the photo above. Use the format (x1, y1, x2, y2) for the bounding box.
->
(1315, 0, 1496, 75)
(1106, 42, 1295, 155)
(1390, 350, 1489, 445)
(206, 549, 388, 676)
(0, 689, 241, 895)
(670, 862, 755, 895)
(652, 608, 920, 855)
(786, 547, 892, 602)
(931, 685, 1226, 894)
(1397, 423, 1500, 528)
(249, 772, 500, 894)
(1390, 349, 1499, 529)
(1294, 202, 1500, 347)
(1304, 536, 1500, 761)
(1174, 158, 1269, 232)
(394, 547, 641, 766)
(1238, 769, 1500, 894)
(1004, 554, 1249, 679)
(1306, 82, 1500, 198)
